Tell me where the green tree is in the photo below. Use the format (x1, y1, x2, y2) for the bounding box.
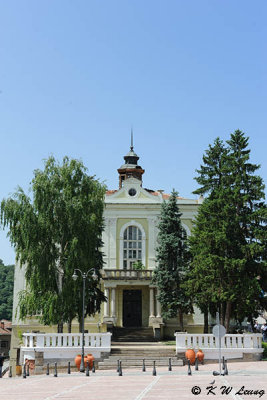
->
(0, 259, 14, 320)
(187, 130, 266, 332)
(153, 190, 192, 331)
(1, 156, 106, 332)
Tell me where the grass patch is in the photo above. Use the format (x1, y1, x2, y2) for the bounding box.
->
(160, 340, 176, 345)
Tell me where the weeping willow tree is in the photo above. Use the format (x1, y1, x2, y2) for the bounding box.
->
(1, 156, 106, 332)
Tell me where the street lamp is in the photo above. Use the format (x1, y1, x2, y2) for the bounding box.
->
(72, 268, 98, 372)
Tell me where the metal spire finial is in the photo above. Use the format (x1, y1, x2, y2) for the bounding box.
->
(130, 128, 134, 151)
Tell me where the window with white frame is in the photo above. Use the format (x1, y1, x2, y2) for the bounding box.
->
(123, 225, 142, 269)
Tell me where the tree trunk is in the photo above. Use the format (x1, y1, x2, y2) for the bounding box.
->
(204, 309, 209, 333)
(179, 308, 184, 332)
(68, 320, 72, 333)
(57, 322, 63, 333)
(225, 301, 231, 333)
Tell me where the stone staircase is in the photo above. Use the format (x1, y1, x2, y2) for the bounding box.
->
(98, 343, 184, 370)
(112, 327, 157, 342)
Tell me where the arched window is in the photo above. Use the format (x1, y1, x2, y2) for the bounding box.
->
(123, 225, 142, 269)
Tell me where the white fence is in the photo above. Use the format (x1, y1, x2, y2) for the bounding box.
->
(21, 332, 112, 363)
(175, 333, 263, 360)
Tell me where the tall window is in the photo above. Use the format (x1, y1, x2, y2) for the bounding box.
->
(123, 225, 142, 269)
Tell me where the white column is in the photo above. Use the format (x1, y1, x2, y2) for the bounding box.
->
(156, 289, 161, 318)
(149, 287, 155, 317)
(147, 217, 157, 269)
(109, 218, 117, 268)
(104, 287, 110, 317)
(111, 288, 116, 317)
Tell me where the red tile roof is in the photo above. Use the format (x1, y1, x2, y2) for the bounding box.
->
(106, 190, 118, 195)
(0, 320, 12, 334)
(106, 188, 184, 199)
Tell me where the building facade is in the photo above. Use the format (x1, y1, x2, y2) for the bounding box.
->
(100, 143, 203, 338)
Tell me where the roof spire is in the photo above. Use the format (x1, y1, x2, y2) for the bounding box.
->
(130, 128, 134, 151)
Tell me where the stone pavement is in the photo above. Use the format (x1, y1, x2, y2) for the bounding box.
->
(1, 361, 267, 400)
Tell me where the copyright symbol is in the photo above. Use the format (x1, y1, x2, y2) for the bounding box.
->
(191, 386, 201, 395)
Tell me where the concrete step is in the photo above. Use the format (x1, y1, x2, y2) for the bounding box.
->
(98, 358, 184, 370)
(107, 356, 177, 360)
(110, 351, 176, 355)
(112, 328, 157, 342)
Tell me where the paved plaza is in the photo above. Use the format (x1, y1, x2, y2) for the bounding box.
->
(1, 361, 267, 400)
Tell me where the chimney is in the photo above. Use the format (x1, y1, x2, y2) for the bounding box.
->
(0, 321, 4, 330)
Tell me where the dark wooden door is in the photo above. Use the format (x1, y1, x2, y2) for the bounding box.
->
(123, 290, 142, 327)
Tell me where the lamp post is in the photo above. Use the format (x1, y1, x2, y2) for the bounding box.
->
(72, 268, 97, 372)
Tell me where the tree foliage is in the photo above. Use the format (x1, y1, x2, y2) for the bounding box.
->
(0, 259, 14, 321)
(0, 156, 106, 331)
(187, 130, 267, 332)
(153, 190, 192, 330)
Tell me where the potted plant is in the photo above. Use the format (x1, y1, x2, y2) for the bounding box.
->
(132, 261, 145, 270)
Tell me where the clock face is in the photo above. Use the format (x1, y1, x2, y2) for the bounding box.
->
(128, 188, 137, 197)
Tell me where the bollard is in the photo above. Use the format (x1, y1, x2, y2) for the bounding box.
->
(54, 362, 57, 377)
(26, 363, 30, 376)
(224, 360, 228, 375)
(187, 359, 192, 376)
(118, 361, 122, 376)
(68, 362, 71, 374)
(9, 366, 12, 378)
(92, 360, 95, 373)
(222, 356, 225, 370)
(152, 361, 157, 376)
(46, 363, 50, 375)
(142, 359, 146, 372)
(168, 358, 172, 372)
(86, 361, 90, 376)
(117, 359, 120, 373)
(195, 357, 199, 371)
(23, 364, 26, 379)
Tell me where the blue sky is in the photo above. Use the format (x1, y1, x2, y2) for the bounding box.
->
(0, 0, 266, 264)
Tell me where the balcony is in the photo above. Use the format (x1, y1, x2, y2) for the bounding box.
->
(101, 268, 153, 280)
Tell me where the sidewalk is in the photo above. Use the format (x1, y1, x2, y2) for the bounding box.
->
(1, 361, 267, 400)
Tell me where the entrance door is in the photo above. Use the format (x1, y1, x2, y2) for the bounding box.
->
(123, 290, 142, 327)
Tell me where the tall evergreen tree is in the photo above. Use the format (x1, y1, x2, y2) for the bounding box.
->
(1, 156, 106, 332)
(187, 130, 266, 332)
(153, 190, 192, 331)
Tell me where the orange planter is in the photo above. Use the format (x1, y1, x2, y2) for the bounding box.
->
(75, 355, 89, 371)
(185, 349, 196, 365)
(86, 354, 95, 370)
(196, 349, 204, 363)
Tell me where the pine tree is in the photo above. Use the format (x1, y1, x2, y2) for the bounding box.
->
(153, 190, 192, 331)
(1, 156, 106, 332)
(187, 131, 266, 332)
